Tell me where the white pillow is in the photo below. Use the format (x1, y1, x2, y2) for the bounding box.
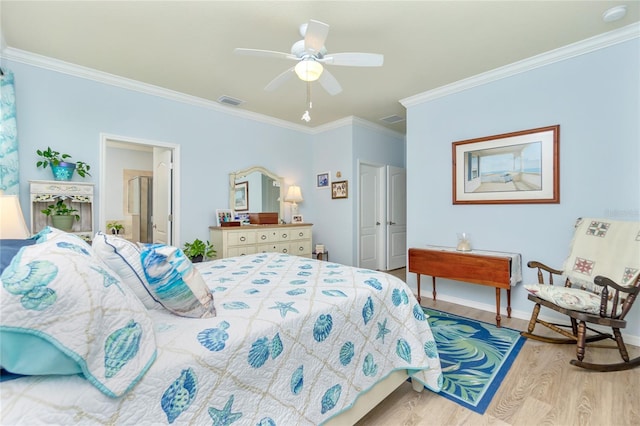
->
(92, 232, 162, 310)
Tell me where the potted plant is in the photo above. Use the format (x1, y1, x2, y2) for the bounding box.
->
(41, 199, 80, 232)
(107, 222, 124, 235)
(183, 239, 216, 263)
(36, 146, 92, 181)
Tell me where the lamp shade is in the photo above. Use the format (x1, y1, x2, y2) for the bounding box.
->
(0, 193, 30, 239)
(294, 60, 323, 82)
(285, 185, 304, 203)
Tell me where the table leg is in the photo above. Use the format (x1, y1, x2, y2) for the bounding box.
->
(415, 274, 421, 303)
(495, 288, 502, 328)
(432, 276, 437, 301)
(507, 288, 512, 318)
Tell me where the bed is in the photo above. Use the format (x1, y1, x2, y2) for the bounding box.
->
(0, 229, 442, 425)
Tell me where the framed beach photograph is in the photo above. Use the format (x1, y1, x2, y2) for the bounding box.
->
(331, 180, 348, 199)
(292, 214, 303, 223)
(316, 172, 330, 189)
(216, 209, 234, 226)
(234, 181, 249, 211)
(452, 125, 559, 204)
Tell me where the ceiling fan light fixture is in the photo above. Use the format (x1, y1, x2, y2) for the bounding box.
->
(295, 60, 324, 82)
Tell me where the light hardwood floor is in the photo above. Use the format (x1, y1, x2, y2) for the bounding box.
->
(355, 268, 640, 426)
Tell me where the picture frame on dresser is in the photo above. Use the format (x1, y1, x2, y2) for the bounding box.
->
(215, 209, 234, 226)
(452, 124, 559, 204)
(292, 215, 303, 223)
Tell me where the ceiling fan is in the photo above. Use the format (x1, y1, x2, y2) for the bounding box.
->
(234, 20, 384, 95)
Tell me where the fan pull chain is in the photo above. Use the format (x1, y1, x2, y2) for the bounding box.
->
(301, 81, 312, 122)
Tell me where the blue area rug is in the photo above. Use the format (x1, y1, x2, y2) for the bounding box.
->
(424, 307, 526, 414)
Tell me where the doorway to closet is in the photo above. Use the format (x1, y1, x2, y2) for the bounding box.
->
(358, 162, 406, 271)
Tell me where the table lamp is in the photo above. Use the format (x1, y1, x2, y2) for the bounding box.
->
(285, 185, 303, 216)
(0, 192, 30, 239)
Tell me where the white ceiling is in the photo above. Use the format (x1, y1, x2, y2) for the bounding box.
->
(1, 1, 639, 134)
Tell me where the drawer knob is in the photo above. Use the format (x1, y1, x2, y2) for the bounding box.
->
(261, 235, 267, 240)
(240, 236, 246, 242)
(298, 232, 304, 237)
(283, 248, 288, 253)
(282, 233, 288, 238)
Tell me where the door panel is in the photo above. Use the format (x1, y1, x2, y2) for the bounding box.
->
(359, 164, 383, 270)
(386, 166, 407, 270)
(152, 147, 172, 244)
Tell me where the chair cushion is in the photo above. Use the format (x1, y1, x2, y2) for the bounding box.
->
(525, 284, 619, 316)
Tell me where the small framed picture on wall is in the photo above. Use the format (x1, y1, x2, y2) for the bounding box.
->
(316, 172, 330, 188)
(331, 180, 348, 199)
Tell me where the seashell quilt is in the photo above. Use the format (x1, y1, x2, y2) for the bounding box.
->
(1, 253, 442, 425)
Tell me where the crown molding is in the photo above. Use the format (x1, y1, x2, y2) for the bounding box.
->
(310, 116, 404, 140)
(0, 47, 317, 134)
(401, 22, 640, 108)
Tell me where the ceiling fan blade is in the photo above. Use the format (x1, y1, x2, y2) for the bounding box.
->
(304, 20, 329, 55)
(318, 69, 342, 96)
(321, 52, 384, 67)
(265, 67, 295, 92)
(234, 48, 296, 61)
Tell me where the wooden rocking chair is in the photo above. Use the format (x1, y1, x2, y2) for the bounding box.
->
(521, 218, 640, 372)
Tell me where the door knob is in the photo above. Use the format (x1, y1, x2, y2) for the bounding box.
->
(389, 221, 396, 225)
(376, 221, 381, 225)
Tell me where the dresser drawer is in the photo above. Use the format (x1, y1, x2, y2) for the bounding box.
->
(256, 229, 292, 243)
(257, 242, 291, 254)
(290, 240, 312, 257)
(289, 227, 311, 240)
(228, 231, 256, 246)
(228, 245, 257, 257)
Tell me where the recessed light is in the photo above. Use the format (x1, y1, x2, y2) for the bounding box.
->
(602, 5, 627, 22)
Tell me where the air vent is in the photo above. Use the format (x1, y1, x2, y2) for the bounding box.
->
(379, 114, 405, 124)
(217, 95, 245, 107)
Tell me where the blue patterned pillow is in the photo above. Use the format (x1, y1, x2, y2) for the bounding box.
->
(0, 231, 157, 397)
(139, 244, 216, 318)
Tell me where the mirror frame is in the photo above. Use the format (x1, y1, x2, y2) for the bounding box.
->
(229, 165, 284, 220)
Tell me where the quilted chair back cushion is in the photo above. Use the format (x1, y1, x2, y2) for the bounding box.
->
(563, 218, 640, 294)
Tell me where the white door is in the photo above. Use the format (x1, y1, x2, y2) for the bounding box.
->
(386, 166, 407, 270)
(359, 163, 384, 270)
(152, 147, 173, 244)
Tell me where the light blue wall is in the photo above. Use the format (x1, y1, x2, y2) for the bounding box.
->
(405, 38, 640, 340)
(6, 58, 402, 263)
(309, 121, 406, 266)
(311, 124, 354, 265)
(7, 59, 312, 246)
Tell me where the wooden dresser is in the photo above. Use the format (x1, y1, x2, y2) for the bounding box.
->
(209, 223, 313, 259)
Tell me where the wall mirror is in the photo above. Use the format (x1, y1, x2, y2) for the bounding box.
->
(229, 166, 284, 221)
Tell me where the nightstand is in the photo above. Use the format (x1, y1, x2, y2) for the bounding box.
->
(313, 251, 328, 261)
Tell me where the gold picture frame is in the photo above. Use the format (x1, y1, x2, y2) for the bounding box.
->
(331, 180, 348, 199)
(452, 125, 559, 204)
